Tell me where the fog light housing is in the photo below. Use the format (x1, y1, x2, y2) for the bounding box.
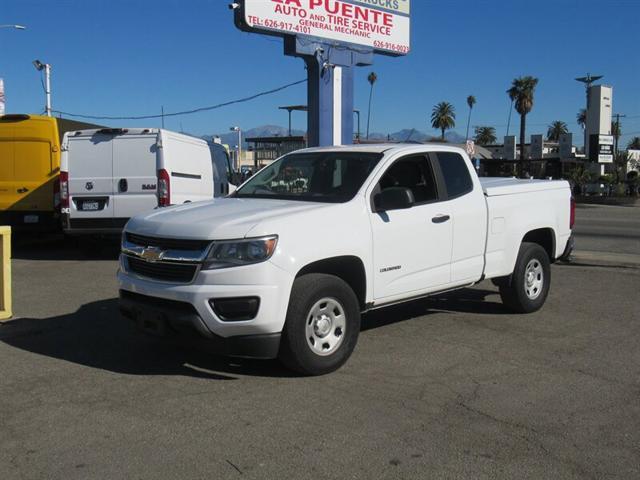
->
(210, 297, 260, 322)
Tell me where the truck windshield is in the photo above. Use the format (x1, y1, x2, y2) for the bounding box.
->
(235, 152, 383, 203)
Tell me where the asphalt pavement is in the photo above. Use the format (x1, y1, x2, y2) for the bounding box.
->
(1, 206, 639, 480)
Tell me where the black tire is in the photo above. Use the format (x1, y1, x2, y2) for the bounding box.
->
(279, 273, 361, 376)
(499, 242, 551, 313)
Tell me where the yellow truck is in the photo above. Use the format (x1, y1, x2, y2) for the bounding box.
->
(0, 114, 99, 231)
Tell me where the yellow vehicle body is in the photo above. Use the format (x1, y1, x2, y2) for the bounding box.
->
(0, 114, 99, 230)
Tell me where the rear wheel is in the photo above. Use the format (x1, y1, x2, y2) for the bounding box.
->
(499, 242, 551, 313)
(279, 274, 360, 376)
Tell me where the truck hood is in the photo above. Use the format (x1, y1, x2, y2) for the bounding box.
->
(125, 198, 331, 240)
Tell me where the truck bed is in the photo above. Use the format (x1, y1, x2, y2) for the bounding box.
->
(480, 177, 569, 197)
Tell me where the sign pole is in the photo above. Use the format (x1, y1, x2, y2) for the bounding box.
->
(284, 36, 372, 147)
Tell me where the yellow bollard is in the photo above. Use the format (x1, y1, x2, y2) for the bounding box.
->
(0, 226, 11, 320)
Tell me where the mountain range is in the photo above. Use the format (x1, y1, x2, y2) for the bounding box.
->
(203, 125, 467, 147)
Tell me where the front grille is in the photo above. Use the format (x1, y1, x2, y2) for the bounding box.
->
(126, 232, 211, 251)
(126, 256, 198, 283)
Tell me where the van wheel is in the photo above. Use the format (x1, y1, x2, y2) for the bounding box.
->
(279, 274, 360, 376)
(499, 242, 551, 313)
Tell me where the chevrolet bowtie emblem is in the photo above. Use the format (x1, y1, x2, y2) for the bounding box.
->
(139, 246, 165, 263)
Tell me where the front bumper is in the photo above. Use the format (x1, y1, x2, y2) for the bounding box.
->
(117, 256, 294, 340)
(119, 290, 281, 359)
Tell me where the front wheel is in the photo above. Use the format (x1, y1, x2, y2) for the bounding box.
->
(499, 242, 551, 313)
(279, 274, 361, 376)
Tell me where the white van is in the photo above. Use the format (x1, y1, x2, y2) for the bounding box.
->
(60, 128, 231, 235)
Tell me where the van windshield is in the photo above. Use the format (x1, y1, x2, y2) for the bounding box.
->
(235, 152, 382, 203)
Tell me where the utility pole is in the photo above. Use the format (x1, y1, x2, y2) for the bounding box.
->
(613, 113, 626, 181)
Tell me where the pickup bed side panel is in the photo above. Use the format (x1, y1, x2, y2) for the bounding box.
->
(484, 187, 571, 279)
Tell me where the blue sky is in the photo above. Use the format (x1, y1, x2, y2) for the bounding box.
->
(1, 0, 639, 145)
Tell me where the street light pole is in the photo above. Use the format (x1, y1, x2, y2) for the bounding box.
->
(33, 60, 52, 117)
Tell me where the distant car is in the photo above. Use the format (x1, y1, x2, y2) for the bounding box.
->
(119, 144, 574, 375)
(61, 128, 233, 235)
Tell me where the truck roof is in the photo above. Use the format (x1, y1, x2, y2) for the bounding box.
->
(295, 143, 468, 156)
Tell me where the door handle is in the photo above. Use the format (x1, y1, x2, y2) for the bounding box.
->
(17, 187, 29, 194)
(119, 178, 128, 192)
(432, 215, 450, 224)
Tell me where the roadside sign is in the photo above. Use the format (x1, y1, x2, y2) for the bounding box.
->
(240, 0, 411, 55)
(589, 134, 614, 163)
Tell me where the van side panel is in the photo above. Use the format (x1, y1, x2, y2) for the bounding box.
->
(112, 135, 158, 218)
(160, 131, 213, 204)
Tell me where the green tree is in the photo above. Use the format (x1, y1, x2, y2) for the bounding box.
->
(628, 137, 640, 150)
(431, 102, 456, 140)
(474, 126, 497, 146)
(366, 72, 377, 139)
(547, 121, 569, 141)
(465, 95, 476, 140)
(577, 109, 587, 130)
(507, 76, 539, 176)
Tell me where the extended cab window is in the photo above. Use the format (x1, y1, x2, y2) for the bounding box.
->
(436, 152, 474, 199)
(378, 155, 438, 205)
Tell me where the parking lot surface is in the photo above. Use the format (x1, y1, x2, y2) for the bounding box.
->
(1, 206, 639, 480)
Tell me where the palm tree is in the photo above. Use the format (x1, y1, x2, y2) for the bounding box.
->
(431, 102, 456, 140)
(507, 76, 539, 176)
(628, 137, 640, 150)
(465, 95, 476, 140)
(577, 109, 587, 130)
(474, 126, 497, 146)
(547, 121, 569, 141)
(366, 72, 377, 139)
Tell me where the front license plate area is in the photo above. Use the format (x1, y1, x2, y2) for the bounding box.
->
(24, 215, 39, 224)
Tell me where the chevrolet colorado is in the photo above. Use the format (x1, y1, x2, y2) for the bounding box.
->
(118, 144, 574, 375)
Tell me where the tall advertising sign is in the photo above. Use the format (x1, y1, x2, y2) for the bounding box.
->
(241, 0, 411, 56)
(504, 135, 516, 160)
(0, 79, 5, 116)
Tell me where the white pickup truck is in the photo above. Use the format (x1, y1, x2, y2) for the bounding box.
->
(118, 144, 574, 375)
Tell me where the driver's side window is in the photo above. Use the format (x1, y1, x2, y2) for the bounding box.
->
(378, 155, 439, 205)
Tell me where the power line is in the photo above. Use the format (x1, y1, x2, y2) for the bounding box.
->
(51, 79, 307, 121)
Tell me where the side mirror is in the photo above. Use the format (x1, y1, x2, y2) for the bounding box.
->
(374, 187, 415, 212)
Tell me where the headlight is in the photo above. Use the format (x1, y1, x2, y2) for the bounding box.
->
(202, 236, 278, 270)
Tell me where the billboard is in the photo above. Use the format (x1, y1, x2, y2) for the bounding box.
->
(240, 0, 411, 55)
(0, 79, 4, 115)
(589, 134, 614, 163)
